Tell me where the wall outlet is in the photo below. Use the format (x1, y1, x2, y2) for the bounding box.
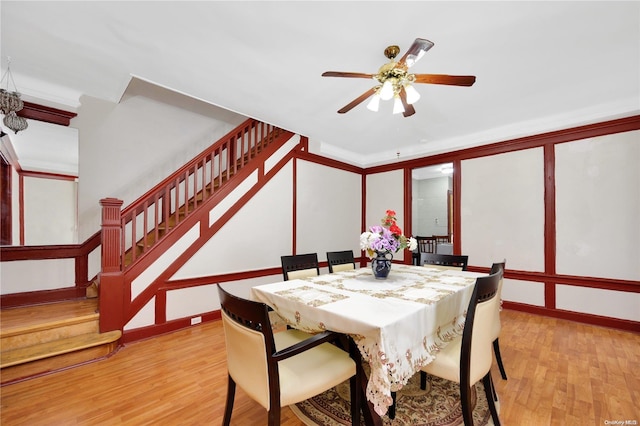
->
(190, 316, 202, 325)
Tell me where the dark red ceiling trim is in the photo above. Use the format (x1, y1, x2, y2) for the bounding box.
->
(366, 114, 640, 174)
(17, 101, 77, 127)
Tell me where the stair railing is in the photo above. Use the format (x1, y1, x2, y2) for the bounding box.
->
(114, 119, 284, 270)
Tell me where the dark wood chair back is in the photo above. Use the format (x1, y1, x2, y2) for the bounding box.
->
(419, 253, 469, 270)
(433, 235, 450, 244)
(326, 250, 356, 273)
(415, 236, 436, 253)
(280, 253, 319, 280)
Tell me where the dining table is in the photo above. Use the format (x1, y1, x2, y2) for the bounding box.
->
(251, 263, 485, 422)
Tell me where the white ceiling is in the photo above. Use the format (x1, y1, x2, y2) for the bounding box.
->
(1, 1, 639, 172)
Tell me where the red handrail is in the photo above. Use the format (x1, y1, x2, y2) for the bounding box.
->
(115, 119, 285, 270)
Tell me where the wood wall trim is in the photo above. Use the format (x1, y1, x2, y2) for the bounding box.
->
(18, 101, 77, 127)
(366, 114, 640, 174)
(502, 302, 639, 333)
(467, 265, 640, 293)
(19, 169, 77, 181)
(0, 286, 87, 308)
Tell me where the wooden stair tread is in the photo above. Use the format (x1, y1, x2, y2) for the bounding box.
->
(1, 330, 121, 368)
(0, 299, 99, 338)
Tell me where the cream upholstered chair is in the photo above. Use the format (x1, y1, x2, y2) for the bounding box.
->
(419, 253, 469, 270)
(280, 253, 320, 280)
(490, 260, 507, 381)
(326, 250, 356, 273)
(419, 270, 502, 426)
(217, 284, 361, 426)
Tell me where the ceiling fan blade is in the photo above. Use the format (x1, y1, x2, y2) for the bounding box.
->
(337, 88, 377, 114)
(399, 88, 416, 117)
(397, 38, 435, 68)
(322, 71, 375, 79)
(413, 74, 476, 86)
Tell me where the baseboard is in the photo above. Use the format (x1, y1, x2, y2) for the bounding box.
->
(502, 301, 639, 333)
(1, 286, 88, 309)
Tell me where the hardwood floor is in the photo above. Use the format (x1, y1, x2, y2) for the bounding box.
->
(1, 309, 638, 425)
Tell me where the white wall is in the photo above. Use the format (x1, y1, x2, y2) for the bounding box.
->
(461, 147, 546, 271)
(74, 79, 246, 242)
(555, 131, 639, 281)
(365, 170, 408, 262)
(296, 160, 362, 261)
(23, 176, 77, 245)
(460, 132, 639, 322)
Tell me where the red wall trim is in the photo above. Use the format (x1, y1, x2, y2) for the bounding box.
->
(18, 101, 77, 127)
(122, 310, 221, 344)
(366, 115, 640, 175)
(19, 169, 77, 181)
(292, 146, 298, 255)
(543, 144, 556, 309)
(296, 150, 363, 174)
(467, 265, 639, 293)
(502, 302, 639, 333)
(0, 287, 87, 308)
(452, 159, 462, 255)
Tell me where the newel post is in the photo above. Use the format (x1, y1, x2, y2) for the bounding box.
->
(98, 197, 124, 333)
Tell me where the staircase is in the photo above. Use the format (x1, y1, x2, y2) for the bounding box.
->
(0, 297, 121, 385)
(0, 118, 294, 384)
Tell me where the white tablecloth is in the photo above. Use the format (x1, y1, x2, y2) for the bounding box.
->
(251, 264, 483, 416)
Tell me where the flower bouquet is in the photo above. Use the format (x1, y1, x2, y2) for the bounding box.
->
(360, 210, 417, 279)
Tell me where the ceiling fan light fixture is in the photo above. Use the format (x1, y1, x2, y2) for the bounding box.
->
(404, 83, 420, 104)
(380, 80, 394, 100)
(321, 37, 474, 117)
(392, 95, 405, 114)
(367, 93, 381, 112)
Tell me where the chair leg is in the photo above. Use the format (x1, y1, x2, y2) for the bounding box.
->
(459, 383, 474, 426)
(348, 337, 362, 426)
(349, 366, 361, 425)
(482, 372, 501, 426)
(493, 338, 507, 380)
(267, 407, 281, 426)
(420, 371, 427, 390)
(389, 391, 396, 419)
(222, 375, 236, 426)
(490, 370, 498, 402)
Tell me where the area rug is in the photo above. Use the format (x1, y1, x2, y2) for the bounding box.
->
(291, 372, 497, 426)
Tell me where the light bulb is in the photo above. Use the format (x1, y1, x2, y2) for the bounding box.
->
(366, 94, 381, 112)
(392, 96, 404, 114)
(404, 84, 420, 104)
(380, 80, 394, 100)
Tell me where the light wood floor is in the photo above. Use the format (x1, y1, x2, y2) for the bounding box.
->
(1, 309, 638, 425)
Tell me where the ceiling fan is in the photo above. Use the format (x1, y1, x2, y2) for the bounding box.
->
(322, 38, 476, 117)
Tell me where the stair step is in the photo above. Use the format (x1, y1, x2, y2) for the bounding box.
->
(1, 330, 122, 368)
(1, 299, 98, 332)
(0, 298, 121, 384)
(1, 299, 99, 345)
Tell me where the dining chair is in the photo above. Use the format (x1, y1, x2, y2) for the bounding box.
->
(490, 260, 507, 381)
(280, 253, 320, 280)
(217, 284, 361, 426)
(415, 236, 436, 254)
(419, 270, 503, 426)
(433, 234, 450, 244)
(326, 250, 356, 273)
(419, 253, 469, 270)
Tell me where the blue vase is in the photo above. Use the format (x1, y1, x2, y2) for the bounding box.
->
(372, 251, 393, 279)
